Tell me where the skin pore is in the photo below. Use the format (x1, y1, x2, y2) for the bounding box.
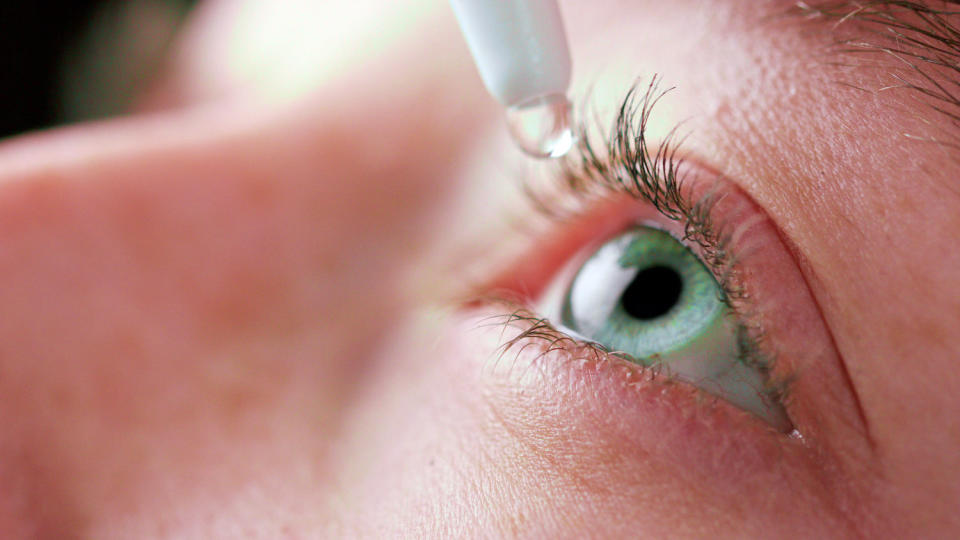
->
(0, 0, 958, 538)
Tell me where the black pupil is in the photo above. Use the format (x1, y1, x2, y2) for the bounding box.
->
(620, 265, 684, 320)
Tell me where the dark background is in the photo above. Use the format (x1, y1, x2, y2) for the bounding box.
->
(0, 1, 197, 140)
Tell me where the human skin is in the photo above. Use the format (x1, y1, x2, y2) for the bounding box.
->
(0, 0, 958, 538)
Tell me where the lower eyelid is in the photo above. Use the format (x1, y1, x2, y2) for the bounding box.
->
(461, 304, 801, 474)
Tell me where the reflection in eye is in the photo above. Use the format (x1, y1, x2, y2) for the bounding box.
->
(557, 225, 790, 430)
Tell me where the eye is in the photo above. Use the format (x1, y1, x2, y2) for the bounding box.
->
(480, 80, 866, 442)
(546, 224, 790, 430)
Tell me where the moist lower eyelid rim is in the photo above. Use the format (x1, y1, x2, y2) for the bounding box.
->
(484, 299, 794, 432)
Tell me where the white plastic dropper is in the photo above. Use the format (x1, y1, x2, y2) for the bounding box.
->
(449, 0, 575, 159)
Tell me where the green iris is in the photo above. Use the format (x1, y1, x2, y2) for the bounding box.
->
(559, 226, 789, 429)
(562, 227, 727, 361)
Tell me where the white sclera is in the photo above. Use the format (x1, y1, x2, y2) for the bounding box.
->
(450, 0, 572, 107)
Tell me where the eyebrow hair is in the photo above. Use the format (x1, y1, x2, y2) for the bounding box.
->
(793, 1, 960, 144)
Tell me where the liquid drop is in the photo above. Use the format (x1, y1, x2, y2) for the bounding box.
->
(505, 93, 575, 159)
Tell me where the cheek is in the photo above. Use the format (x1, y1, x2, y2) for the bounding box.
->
(328, 309, 848, 538)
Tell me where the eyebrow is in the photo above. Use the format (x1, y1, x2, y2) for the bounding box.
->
(794, 0, 960, 142)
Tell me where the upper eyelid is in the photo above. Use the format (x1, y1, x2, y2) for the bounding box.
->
(520, 78, 741, 306)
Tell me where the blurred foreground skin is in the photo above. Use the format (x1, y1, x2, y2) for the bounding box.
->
(0, 1, 959, 538)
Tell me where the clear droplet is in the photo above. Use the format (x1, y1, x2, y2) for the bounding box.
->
(505, 93, 575, 159)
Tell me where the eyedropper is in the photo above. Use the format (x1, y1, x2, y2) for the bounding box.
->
(449, 0, 575, 159)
